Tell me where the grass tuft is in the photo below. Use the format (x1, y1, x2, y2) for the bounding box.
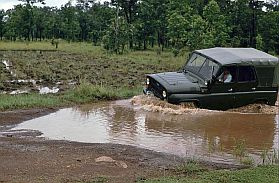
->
(233, 139, 247, 158)
(63, 82, 141, 103)
(175, 161, 207, 176)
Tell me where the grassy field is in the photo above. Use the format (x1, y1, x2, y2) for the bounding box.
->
(0, 41, 186, 110)
(143, 164, 279, 183)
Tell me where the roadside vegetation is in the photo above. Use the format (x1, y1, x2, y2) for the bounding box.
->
(0, 84, 141, 110)
(142, 165, 279, 183)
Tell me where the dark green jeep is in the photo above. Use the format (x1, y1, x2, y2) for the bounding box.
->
(144, 48, 279, 110)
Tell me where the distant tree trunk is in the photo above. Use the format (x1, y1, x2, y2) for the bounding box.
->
(39, 29, 42, 41)
(275, 43, 279, 55)
(157, 32, 161, 48)
(129, 39, 133, 49)
(143, 39, 147, 50)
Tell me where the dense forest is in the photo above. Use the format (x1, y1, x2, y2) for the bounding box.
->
(0, 0, 278, 54)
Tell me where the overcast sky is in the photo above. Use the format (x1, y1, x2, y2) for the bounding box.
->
(0, 0, 106, 10)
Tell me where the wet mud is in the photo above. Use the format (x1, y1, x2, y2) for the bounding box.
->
(0, 108, 57, 126)
(0, 50, 174, 94)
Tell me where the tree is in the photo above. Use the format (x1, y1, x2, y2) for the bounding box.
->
(88, 2, 114, 45)
(188, 15, 208, 50)
(258, 11, 279, 53)
(60, 2, 81, 41)
(134, 0, 157, 49)
(17, 0, 46, 41)
(111, 0, 139, 49)
(0, 10, 5, 40)
(167, 1, 193, 49)
(136, 0, 169, 50)
(103, 17, 130, 54)
(142, 0, 169, 50)
(203, 0, 230, 47)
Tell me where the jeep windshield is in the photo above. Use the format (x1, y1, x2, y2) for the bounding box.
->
(184, 53, 220, 80)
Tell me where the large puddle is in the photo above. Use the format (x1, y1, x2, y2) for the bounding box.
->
(6, 98, 279, 164)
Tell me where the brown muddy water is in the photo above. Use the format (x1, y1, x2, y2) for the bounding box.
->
(4, 97, 279, 165)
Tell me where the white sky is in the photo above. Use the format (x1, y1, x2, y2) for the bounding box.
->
(0, 0, 106, 10)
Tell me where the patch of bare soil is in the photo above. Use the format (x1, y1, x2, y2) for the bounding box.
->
(0, 108, 57, 126)
(131, 95, 279, 114)
(0, 137, 180, 183)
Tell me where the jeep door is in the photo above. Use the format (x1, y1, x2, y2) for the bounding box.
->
(234, 66, 258, 107)
(207, 66, 237, 109)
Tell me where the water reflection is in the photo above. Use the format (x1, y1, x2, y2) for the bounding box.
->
(11, 100, 278, 163)
(145, 113, 276, 153)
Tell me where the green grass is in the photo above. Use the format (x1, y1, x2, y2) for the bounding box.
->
(63, 82, 141, 103)
(0, 93, 62, 110)
(175, 160, 208, 176)
(0, 40, 58, 51)
(142, 165, 279, 183)
(0, 83, 141, 111)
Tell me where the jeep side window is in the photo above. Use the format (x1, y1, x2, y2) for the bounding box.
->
(238, 66, 256, 82)
(218, 66, 237, 83)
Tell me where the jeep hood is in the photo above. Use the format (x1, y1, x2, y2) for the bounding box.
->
(148, 72, 201, 93)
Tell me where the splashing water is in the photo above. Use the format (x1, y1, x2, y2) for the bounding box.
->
(131, 95, 278, 115)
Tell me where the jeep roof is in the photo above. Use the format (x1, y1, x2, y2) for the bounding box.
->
(195, 47, 278, 66)
(194, 47, 279, 86)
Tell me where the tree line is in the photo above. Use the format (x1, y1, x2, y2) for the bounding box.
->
(0, 0, 278, 54)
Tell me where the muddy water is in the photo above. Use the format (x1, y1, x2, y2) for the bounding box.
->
(9, 99, 279, 164)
